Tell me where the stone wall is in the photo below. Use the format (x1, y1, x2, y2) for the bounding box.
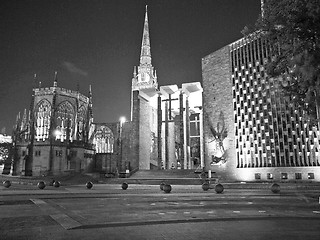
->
(128, 91, 140, 171)
(202, 45, 238, 181)
(138, 95, 151, 169)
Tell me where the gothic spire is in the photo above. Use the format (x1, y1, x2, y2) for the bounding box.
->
(87, 84, 93, 139)
(89, 84, 92, 98)
(53, 71, 58, 87)
(88, 85, 93, 116)
(15, 112, 21, 131)
(140, 5, 151, 66)
(33, 73, 37, 88)
(133, 66, 137, 77)
(21, 109, 27, 131)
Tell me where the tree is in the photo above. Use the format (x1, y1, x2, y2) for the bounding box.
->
(243, 0, 320, 123)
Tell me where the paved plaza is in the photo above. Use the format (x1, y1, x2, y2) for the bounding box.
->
(1, 182, 320, 240)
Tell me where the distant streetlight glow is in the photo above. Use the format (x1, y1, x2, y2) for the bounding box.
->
(53, 129, 62, 138)
(119, 116, 126, 125)
(118, 116, 126, 173)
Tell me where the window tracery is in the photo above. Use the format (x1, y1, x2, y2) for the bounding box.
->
(93, 126, 114, 153)
(76, 105, 87, 141)
(56, 101, 75, 142)
(35, 100, 51, 141)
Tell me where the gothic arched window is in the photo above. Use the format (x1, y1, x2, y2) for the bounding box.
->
(35, 99, 51, 141)
(56, 101, 75, 142)
(76, 105, 87, 141)
(93, 126, 114, 153)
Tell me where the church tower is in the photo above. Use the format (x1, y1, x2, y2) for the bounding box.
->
(131, 5, 158, 93)
(130, 6, 159, 170)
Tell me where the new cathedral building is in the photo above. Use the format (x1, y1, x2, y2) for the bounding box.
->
(7, 6, 320, 182)
(203, 35, 320, 182)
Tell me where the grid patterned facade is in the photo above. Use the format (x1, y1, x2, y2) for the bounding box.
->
(231, 36, 320, 169)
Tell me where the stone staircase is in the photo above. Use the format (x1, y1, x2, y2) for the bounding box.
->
(132, 169, 197, 179)
(106, 169, 206, 185)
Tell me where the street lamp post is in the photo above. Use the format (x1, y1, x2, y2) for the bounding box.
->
(119, 117, 126, 174)
(49, 129, 62, 175)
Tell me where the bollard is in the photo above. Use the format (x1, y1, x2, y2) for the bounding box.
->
(37, 181, 46, 189)
(53, 181, 61, 188)
(86, 181, 93, 189)
(271, 183, 280, 193)
(122, 182, 128, 190)
(215, 183, 224, 194)
(163, 184, 172, 193)
(3, 180, 11, 188)
(202, 182, 210, 191)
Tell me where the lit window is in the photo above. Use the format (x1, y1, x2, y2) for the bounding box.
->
(255, 173, 261, 180)
(267, 173, 273, 179)
(308, 173, 314, 180)
(281, 173, 288, 180)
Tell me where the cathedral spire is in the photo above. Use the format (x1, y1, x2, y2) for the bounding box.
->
(53, 71, 58, 87)
(89, 84, 92, 98)
(131, 5, 158, 92)
(140, 5, 151, 66)
(133, 66, 137, 77)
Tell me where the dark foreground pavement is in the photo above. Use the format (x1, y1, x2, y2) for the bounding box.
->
(1, 183, 320, 240)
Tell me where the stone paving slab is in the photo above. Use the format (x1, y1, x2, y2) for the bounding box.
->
(0, 215, 57, 231)
(18, 189, 316, 230)
(50, 214, 81, 230)
(30, 198, 82, 230)
(2, 218, 320, 240)
(1, 184, 320, 240)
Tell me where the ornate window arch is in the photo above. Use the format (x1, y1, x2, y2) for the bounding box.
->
(93, 126, 114, 153)
(76, 105, 87, 141)
(55, 101, 75, 142)
(35, 99, 51, 141)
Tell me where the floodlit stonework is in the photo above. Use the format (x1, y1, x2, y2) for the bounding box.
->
(6, 6, 204, 177)
(10, 77, 95, 176)
(4, 6, 320, 182)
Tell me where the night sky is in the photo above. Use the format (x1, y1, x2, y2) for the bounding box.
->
(0, 0, 260, 134)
